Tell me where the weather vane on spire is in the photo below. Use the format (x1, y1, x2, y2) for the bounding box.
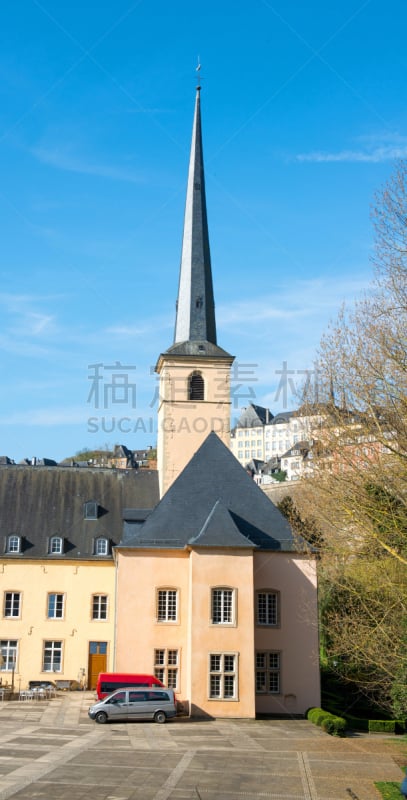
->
(196, 56, 201, 90)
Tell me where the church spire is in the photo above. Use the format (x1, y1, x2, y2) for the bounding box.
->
(174, 86, 217, 346)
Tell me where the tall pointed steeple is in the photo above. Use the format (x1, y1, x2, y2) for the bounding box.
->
(174, 85, 217, 347)
(156, 85, 234, 496)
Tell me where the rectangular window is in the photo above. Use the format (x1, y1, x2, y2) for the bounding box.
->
(209, 653, 237, 699)
(7, 536, 20, 553)
(43, 641, 63, 672)
(4, 592, 21, 618)
(0, 640, 17, 671)
(47, 593, 64, 619)
(255, 652, 280, 694)
(211, 589, 234, 625)
(257, 591, 278, 626)
(92, 595, 108, 620)
(157, 590, 178, 622)
(154, 648, 179, 689)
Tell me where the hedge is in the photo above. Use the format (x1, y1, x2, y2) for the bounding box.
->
(369, 719, 406, 734)
(307, 707, 346, 737)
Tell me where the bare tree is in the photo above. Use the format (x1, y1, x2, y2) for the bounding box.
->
(300, 161, 407, 713)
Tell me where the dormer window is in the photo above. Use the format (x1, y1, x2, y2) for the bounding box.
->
(94, 537, 109, 556)
(49, 536, 63, 555)
(189, 371, 204, 401)
(6, 535, 21, 554)
(84, 501, 98, 520)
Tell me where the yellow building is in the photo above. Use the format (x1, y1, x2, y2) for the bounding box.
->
(0, 466, 158, 691)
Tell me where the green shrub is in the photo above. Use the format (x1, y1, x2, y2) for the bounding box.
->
(369, 719, 406, 734)
(375, 781, 405, 799)
(321, 716, 347, 737)
(307, 707, 346, 736)
(369, 720, 396, 734)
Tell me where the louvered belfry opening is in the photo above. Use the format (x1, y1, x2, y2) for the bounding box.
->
(189, 371, 204, 401)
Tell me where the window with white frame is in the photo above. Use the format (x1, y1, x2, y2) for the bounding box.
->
(47, 593, 64, 619)
(92, 595, 108, 620)
(43, 640, 62, 672)
(157, 589, 178, 622)
(6, 535, 21, 553)
(4, 592, 21, 618)
(211, 588, 235, 625)
(0, 640, 17, 671)
(49, 536, 63, 555)
(209, 653, 237, 699)
(94, 537, 108, 556)
(256, 590, 279, 626)
(154, 648, 179, 689)
(255, 651, 281, 693)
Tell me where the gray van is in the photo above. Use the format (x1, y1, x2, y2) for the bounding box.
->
(88, 687, 177, 724)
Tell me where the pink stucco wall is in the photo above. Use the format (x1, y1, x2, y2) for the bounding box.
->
(115, 547, 320, 718)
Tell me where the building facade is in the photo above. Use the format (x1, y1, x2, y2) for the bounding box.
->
(114, 86, 320, 717)
(1, 85, 320, 717)
(231, 404, 320, 468)
(0, 466, 158, 691)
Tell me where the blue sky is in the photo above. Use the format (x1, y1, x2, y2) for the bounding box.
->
(1, 0, 406, 462)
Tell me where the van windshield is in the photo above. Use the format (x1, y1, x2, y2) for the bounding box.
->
(106, 692, 126, 705)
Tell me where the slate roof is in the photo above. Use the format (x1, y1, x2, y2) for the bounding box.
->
(173, 87, 217, 348)
(121, 432, 298, 552)
(0, 465, 159, 560)
(235, 404, 273, 428)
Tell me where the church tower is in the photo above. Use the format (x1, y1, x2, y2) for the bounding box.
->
(156, 85, 234, 496)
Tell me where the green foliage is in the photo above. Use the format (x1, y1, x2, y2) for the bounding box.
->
(318, 557, 407, 715)
(369, 719, 397, 733)
(321, 716, 347, 736)
(306, 707, 346, 736)
(391, 618, 407, 718)
(272, 470, 286, 482)
(72, 447, 113, 462)
(277, 495, 324, 550)
(364, 483, 407, 558)
(375, 782, 405, 799)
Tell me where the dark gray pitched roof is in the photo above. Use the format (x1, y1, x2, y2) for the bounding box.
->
(281, 441, 311, 459)
(162, 340, 233, 359)
(0, 465, 159, 560)
(189, 500, 255, 548)
(271, 411, 295, 424)
(121, 432, 297, 552)
(235, 404, 273, 428)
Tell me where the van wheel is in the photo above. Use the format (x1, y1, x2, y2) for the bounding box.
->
(154, 710, 166, 724)
(95, 711, 108, 724)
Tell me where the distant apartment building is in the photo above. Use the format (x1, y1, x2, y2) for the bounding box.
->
(231, 403, 321, 469)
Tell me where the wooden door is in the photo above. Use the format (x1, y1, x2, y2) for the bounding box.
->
(88, 642, 107, 689)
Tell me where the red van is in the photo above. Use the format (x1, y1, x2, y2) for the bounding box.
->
(96, 673, 164, 700)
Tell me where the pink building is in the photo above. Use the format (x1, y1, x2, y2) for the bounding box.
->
(114, 85, 320, 718)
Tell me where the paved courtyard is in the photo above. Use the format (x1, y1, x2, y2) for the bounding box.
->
(0, 692, 404, 800)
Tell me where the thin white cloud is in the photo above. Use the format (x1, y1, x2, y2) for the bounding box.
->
(106, 324, 155, 336)
(217, 276, 369, 327)
(0, 405, 89, 426)
(31, 145, 146, 183)
(296, 145, 407, 163)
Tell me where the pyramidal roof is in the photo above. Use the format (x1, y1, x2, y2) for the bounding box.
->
(164, 88, 232, 360)
(121, 432, 299, 552)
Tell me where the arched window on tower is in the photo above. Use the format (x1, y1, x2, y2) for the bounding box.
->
(188, 371, 204, 401)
